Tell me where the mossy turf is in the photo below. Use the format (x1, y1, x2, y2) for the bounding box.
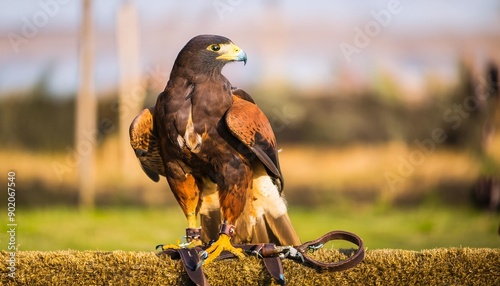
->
(2, 248, 499, 285)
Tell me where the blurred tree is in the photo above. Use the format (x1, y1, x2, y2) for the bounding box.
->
(116, 0, 145, 179)
(439, 60, 497, 152)
(75, 0, 96, 208)
(473, 62, 500, 211)
(0, 66, 75, 151)
(482, 62, 499, 149)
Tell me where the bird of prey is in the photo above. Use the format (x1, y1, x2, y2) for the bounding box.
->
(130, 34, 300, 264)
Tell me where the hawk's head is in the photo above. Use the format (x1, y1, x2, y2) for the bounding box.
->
(174, 35, 247, 76)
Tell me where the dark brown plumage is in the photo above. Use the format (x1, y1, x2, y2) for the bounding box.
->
(130, 35, 300, 263)
(129, 107, 164, 182)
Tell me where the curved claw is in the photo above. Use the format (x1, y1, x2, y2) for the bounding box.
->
(199, 250, 208, 260)
(308, 243, 324, 251)
(279, 274, 286, 285)
(156, 236, 204, 251)
(156, 243, 183, 251)
(195, 251, 208, 270)
(246, 250, 263, 259)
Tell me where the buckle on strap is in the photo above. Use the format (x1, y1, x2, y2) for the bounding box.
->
(219, 223, 236, 237)
(296, 230, 365, 272)
(243, 244, 287, 285)
(157, 230, 365, 285)
(185, 227, 202, 241)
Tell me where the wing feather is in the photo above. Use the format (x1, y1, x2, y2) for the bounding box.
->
(225, 91, 284, 189)
(129, 107, 165, 182)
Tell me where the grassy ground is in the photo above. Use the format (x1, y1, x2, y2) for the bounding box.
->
(2, 248, 499, 285)
(2, 204, 498, 252)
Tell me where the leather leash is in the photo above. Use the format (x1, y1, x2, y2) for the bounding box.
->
(297, 230, 365, 272)
(157, 230, 364, 286)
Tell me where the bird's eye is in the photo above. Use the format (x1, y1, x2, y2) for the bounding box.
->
(210, 44, 220, 52)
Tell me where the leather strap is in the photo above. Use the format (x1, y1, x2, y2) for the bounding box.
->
(176, 247, 209, 286)
(296, 230, 365, 272)
(158, 230, 364, 285)
(238, 244, 286, 285)
(185, 227, 202, 242)
(263, 257, 285, 285)
(219, 223, 236, 237)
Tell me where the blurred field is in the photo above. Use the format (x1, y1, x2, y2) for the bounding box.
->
(280, 142, 482, 206)
(1, 204, 498, 252)
(1, 136, 500, 251)
(2, 135, 498, 207)
(0, 140, 498, 251)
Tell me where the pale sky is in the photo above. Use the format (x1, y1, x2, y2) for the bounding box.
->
(0, 0, 499, 96)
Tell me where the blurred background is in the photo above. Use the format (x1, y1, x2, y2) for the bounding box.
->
(1, 0, 499, 251)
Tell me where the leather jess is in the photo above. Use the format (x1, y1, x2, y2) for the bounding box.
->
(157, 230, 365, 286)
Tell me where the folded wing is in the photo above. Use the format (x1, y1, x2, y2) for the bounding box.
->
(223, 89, 300, 246)
(129, 107, 165, 182)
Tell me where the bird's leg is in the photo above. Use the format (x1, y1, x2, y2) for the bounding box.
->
(201, 172, 249, 264)
(158, 174, 203, 250)
(184, 213, 203, 247)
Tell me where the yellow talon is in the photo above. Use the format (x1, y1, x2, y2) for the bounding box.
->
(159, 237, 203, 251)
(203, 234, 245, 265)
(160, 244, 181, 251)
(187, 238, 204, 247)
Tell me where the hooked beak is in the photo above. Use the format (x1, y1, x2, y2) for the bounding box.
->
(216, 43, 247, 65)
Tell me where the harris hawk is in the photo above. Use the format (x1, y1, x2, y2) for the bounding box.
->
(130, 35, 300, 264)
